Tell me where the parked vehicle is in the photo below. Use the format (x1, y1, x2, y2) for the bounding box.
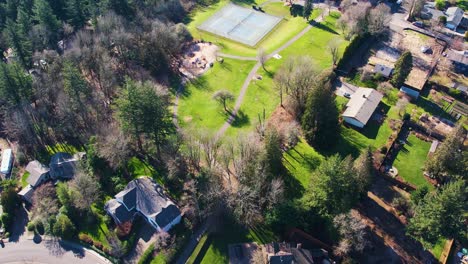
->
(344, 92, 351, 98)
(412, 21, 424, 28)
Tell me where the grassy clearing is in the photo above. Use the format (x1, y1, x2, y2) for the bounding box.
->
(186, 0, 321, 56)
(21, 172, 30, 188)
(393, 134, 433, 190)
(45, 143, 82, 156)
(178, 58, 256, 132)
(283, 139, 323, 190)
(346, 70, 378, 88)
(430, 237, 447, 260)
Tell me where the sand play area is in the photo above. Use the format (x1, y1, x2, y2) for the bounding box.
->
(179, 42, 219, 79)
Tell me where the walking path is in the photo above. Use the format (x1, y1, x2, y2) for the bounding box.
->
(173, 6, 330, 138)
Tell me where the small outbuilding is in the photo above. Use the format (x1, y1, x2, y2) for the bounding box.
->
(445, 7, 464, 31)
(18, 185, 34, 204)
(342, 88, 384, 128)
(400, 86, 420, 99)
(49, 152, 84, 180)
(373, 64, 393, 78)
(0, 149, 13, 176)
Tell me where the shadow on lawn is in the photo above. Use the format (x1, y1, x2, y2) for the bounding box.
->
(228, 109, 250, 128)
(313, 22, 339, 35)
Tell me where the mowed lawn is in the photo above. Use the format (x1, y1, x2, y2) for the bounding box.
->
(178, 59, 256, 131)
(186, 0, 321, 56)
(393, 134, 433, 189)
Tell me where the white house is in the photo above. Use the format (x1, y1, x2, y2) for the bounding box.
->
(342, 88, 383, 128)
(445, 7, 464, 31)
(105, 177, 182, 232)
(0, 149, 13, 176)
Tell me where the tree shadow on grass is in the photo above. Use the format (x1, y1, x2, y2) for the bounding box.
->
(219, 60, 232, 71)
(313, 22, 339, 35)
(188, 75, 210, 91)
(319, 131, 362, 158)
(229, 110, 250, 128)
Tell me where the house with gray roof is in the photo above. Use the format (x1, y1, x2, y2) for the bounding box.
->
(49, 152, 84, 180)
(25, 160, 49, 187)
(373, 64, 393, 78)
(447, 49, 468, 75)
(445, 7, 464, 31)
(105, 177, 182, 232)
(342, 88, 384, 128)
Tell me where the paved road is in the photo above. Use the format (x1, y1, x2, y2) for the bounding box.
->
(0, 239, 109, 264)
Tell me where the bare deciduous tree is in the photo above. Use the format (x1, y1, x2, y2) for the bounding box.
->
(69, 171, 101, 211)
(97, 126, 131, 169)
(257, 47, 268, 71)
(31, 183, 59, 229)
(395, 96, 410, 116)
(333, 211, 369, 257)
(367, 4, 392, 37)
(212, 90, 235, 112)
(327, 37, 342, 67)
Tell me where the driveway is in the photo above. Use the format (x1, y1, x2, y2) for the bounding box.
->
(1, 239, 109, 264)
(334, 78, 359, 97)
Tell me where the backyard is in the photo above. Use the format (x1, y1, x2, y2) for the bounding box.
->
(393, 134, 433, 189)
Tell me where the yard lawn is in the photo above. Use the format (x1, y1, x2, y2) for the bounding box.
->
(79, 205, 111, 247)
(283, 139, 323, 190)
(393, 134, 433, 190)
(21, 172, 29, 188)
(326, 102, 397, 157)
(430, 237, 447, 260)
(178, 58, 256, 132)
(186, 0, 321, 57)
(195, 223, 277, 264)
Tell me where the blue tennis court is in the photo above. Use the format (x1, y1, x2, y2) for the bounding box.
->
(197, 3, 283, 46)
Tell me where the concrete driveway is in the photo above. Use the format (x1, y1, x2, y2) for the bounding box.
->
(335, 78, 359, 97)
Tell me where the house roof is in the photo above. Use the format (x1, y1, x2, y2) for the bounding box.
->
(446, 7, 464, 26)
(105, 199, 135, 224)
(447, 49, 468, 65)
(18, 185, 34, 203)
(373, 64, 393, 77)
(342, 88, 383, 125)
(113, 177, 181, 229)
(26, 160, 49, 187)
(49, 152, 80, 179)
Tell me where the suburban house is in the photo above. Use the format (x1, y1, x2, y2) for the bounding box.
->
(445, 7, 464, 31)
(105, 177, 182, 232)
(25, 160, 50, 187)
(342, 88, 384, 128)
(264, 242, 330, 264)
(49, 152, 83, 180)
(0, 149, 13, 177)
(19, 153, 82, 204)
(446, 49, 468, 75)
(373, 64, 393, 78)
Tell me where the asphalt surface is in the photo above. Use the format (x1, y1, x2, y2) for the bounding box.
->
(0, 239, 109, 264)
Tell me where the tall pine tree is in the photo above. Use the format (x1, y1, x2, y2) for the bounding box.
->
(302, 74, 339, 150)
(4, 19, 32, 68)
(33, 0, 61, 48)
(391, 51, 413, 88)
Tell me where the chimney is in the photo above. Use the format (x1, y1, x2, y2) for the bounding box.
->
(363, 94, 367, 98)
(297, 243, 302, 249)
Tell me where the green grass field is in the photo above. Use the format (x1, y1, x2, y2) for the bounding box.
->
(283, 139, 323, 190)
(186, 0, 321, 56)
(178, 58, 256, 131)
(393, 134, 433, 189)
(79, 205, 111, 247)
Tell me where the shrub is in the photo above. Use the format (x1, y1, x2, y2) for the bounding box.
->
(360, 69, 374, 82)
(380, 146, 388, 154)
(94, 241, 103, 250)
(438, 15, 447, 24)
(79, 233, 93, 244)
(435, 0, 445, 10)
(403, 113, 411, 121)
(27, 221, 35, 232)
(465, 31, 468, 41)
(138, 244, 155, 264)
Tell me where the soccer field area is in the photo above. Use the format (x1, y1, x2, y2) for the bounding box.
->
(197, 3, 282, 46)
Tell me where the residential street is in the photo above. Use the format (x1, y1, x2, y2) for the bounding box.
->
(0, 239, 109, 264)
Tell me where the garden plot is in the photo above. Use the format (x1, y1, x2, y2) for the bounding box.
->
(369, 30, 444, 90)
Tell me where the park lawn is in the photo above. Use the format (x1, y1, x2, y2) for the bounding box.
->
(21, 172, 30, 188)
(393, 134, 433, 190)
(178, 58, 256, 132)
(278, 11, 348, 69)
(186, 0, 320, 57)
(225, 12, 348, 136)
(283, 139, 323, 190)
